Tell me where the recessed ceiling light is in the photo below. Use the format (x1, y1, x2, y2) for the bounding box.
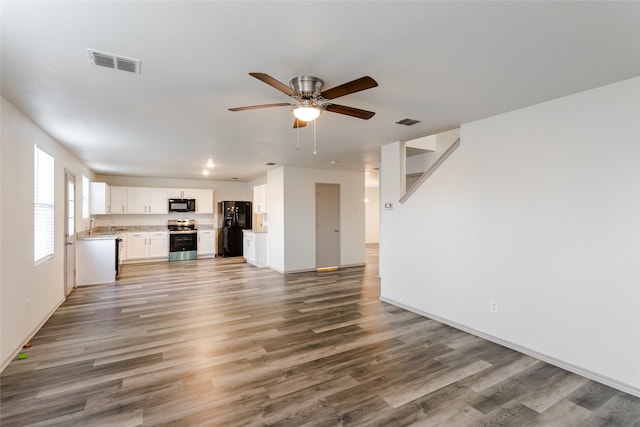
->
(329, 160, 339, 165)
(265, 162, 277, 166)
(206, 158, 215, 168)
(202, 169, 210, 176)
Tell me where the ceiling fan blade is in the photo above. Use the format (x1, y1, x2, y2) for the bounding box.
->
(293, 118, 307, 128)
(324, 104, 376, 120)
(229, 103, 291, 112)
(320, 76, 378, 100)
(249, 72, 297, 97)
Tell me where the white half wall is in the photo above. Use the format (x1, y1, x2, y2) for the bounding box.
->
(379, 77, 640, 396)
(1, 97, 95, 370)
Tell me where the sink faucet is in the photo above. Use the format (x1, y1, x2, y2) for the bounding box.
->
(89, 217, 96, 234)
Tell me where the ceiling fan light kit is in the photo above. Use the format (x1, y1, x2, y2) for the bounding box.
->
(292, 100, 321, 122)
(229, 73, 378, 126)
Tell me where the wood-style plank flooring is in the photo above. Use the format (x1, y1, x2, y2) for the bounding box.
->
(2, 245, 639, 426)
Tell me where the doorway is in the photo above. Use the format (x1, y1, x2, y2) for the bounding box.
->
(316, 183, 340, 269)
(64, 170, 76, 296)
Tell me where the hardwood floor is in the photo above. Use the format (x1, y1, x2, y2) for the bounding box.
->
(2, 245, 639, 426)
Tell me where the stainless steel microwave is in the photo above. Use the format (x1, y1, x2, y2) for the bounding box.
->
(168, 198, 196, 212)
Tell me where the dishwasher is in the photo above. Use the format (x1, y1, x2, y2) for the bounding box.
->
(115, 237, 124, 277)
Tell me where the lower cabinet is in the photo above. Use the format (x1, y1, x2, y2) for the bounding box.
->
(125, 231, 168, 261)
(243, 230, 267, 267)
(197, 230, 216, 258)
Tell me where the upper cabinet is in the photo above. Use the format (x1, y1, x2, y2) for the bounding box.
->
(90, 185, 126, 214)
(167, 188, 196, 199)
(110, 186, 128, 214)
(194, 189, 214, 214)
(253, 184, 267, 214)
(89, 182, 110, 214)
(127, 187, 168, 214)
(90, 183, 212, 215)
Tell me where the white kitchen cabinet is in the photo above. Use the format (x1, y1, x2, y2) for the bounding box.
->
(125, 232, 147, 260)
(126, 188, 147, 214)
(243, 230, 267, 267)
(110, 186, 128, 214)
(89, 182, 110, 215)
(127, 187, 168, 214)
(194, 189, 214, 214)
(148, 231, 169, 258)
(253, 184, 267, 214)
(197, 230, 215, 258)
(167, 188, 197, 199)
(125, 231, 168, 261)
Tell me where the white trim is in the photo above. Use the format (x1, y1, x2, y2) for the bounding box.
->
(0, 297, 65, 373)
(380, 296, 640, 398)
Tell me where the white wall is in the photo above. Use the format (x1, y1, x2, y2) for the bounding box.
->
(267, 168, 285, 272)
(365, 187, 379, 244)
(1, 97, 95, 370)
(268, 166, 366, 273)
(379, 77, 640, 396)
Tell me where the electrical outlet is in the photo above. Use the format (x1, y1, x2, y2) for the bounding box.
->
(490, 300, 498, 313)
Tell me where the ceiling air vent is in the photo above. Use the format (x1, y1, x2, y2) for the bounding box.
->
(87, 49, 141, 74)
(395, 117, 421, 126)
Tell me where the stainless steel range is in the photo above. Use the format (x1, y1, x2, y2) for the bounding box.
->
(168, 219, 197, 261)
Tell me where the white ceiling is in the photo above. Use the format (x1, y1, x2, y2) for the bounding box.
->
(2, 1, 639, 187)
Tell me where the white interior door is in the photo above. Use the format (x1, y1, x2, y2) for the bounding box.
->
(64, 170, 76, 296)
(316, 183, 340, 269)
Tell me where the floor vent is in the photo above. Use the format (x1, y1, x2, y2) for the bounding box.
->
(87, 49, 141, 74)
(395, 117, 421, 126)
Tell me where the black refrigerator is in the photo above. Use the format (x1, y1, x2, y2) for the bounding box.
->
(218, 201, 252, 257)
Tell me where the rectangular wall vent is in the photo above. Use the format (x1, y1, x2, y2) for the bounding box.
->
(395, 117, 421, 126)
(87, 49, 141, 74)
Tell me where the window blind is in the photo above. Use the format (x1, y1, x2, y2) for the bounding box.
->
(34, 145, 54, 264)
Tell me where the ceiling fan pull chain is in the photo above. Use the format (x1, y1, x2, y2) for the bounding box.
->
(296, 125, 300, 151)
(313, 120, 317, 155)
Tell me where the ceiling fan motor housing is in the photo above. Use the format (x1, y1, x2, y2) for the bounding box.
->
(290, 76, 324, 98)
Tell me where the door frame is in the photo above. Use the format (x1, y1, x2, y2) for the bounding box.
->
(64, 169, 76, 296)
(315, 183, 340, 270)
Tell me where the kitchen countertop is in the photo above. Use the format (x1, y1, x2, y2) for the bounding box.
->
(77, 224, 217, 240)
(77, 233, 120, 240)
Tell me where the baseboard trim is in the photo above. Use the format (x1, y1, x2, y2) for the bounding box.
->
(278, 263, 367, 275)
(380, 296, 640, 398)
(1, 296, 66, 373)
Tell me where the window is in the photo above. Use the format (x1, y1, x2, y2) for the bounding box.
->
(82, 174, 89, 218)
(34, 145, 54, 264)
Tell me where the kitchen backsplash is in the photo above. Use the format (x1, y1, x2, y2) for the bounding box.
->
(92, 213, 215, 229)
